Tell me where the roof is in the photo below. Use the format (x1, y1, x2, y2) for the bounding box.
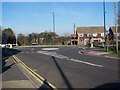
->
(110, 26, 120, 33)
(76, 26, 104, 34)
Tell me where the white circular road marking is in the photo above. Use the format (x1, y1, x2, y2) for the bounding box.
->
(42, 48, 59, 51)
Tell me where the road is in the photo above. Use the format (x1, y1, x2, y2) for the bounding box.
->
(2, 46, 119, 89)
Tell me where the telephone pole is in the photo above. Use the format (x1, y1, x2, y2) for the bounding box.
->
(52, 12, 55, 33)
(74, 23, 76, 45)
(103, 0, 106, 50)
(114, 0, 118, 54)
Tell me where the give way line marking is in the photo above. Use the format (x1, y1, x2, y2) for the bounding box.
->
(37, 51, 103, 68)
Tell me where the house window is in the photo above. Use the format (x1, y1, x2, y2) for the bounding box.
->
(80, 39, 83, 42)
(87, 34, 92, 37)
(80, 34, 83, 37)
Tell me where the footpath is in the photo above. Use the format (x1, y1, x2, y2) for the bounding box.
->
(1, 48, 37, 89)
(2, 52, 37, 88)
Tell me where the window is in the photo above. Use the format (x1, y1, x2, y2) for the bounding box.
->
(80, 39, 83, 42)
(80, 34, 83, 37)
(87, 34, 92, 37)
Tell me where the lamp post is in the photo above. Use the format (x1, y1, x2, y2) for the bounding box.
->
(52, 12, 56, 45)
(103, 0, 106, 50)
(114, 0, 118, 54)
(74, 23, 76, 45)
(52, 12, 55, 33)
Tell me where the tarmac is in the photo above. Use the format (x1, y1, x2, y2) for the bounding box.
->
(1, 48, 56, 89)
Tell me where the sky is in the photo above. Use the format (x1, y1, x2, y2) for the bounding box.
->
(2, 2, 117, 35)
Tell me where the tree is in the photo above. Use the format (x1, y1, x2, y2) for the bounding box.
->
(108, 27, 114, 40)
(108, 27, 115, 47)
(28, 34, 32, 44)
(2, 28, 16, 44)
(17, 34, 25, 46)
(39, 31, 59, 45)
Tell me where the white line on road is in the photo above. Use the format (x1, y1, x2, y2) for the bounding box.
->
(37, 51, 103, 68)
(42, 48, 59, 51)
(69, 58, 103, 67)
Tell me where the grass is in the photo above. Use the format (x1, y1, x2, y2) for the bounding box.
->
(107, 49, 120, 54)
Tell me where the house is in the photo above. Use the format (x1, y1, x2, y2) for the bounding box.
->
(69, 34, 78, 45)
(109, 26, 120, 42)
(76, 26, 105, 46)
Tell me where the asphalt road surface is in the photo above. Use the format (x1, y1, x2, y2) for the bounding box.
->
(2, 46, 119, 89)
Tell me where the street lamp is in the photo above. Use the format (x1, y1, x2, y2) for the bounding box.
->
(114, 0, 118, 54)
(74, 23, 76, 45)
(52, 12, 56, 45)
(103, 0, 107, 50)
(52, 12, 55, 33)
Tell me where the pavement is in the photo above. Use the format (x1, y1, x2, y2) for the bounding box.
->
(2, 53, 37, 88)
(79, 47, 119, 59)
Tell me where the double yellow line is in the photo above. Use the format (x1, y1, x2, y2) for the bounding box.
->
(12, 55, 57, 89)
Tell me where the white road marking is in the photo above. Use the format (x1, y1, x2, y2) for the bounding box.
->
(20, 52, 24, 53)
(69, 59, 103, 67)
(37, 51, 103, 67)
(42, 48, 59, 51)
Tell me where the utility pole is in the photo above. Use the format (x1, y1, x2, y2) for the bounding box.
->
(114, 0, 118, 54)
(103, 0, 107, 51)
(52, 12, 55, 33)
(74, 23, 76, 45)
(52, 12, 56, 45)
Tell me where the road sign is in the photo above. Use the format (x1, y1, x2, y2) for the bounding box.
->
(2, 33, 8, 42)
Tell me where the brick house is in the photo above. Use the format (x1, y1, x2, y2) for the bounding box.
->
(76, 26, 105, 46)
(109, 26, 120, 41)
(69, 34, 78, 45)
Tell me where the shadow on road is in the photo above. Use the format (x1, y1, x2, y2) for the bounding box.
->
(51, 56, 73, 89)
(38, 79, 54, 90)
(90, 82, 120, 89)
(1, 47, 21, 74)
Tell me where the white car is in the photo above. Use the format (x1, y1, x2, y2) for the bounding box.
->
(0, 44, 5, 47)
